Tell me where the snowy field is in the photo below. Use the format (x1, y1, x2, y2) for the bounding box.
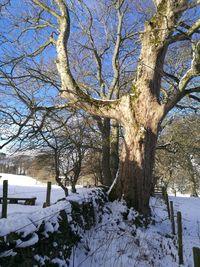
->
(0, 173, 200, 267)
(0, 173, 67, 215)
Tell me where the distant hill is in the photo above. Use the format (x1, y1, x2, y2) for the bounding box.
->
(0, 173, 40, 186)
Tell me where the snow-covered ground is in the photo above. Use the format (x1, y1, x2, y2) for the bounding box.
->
(0, 173, 200, 266)
(171, 196, 200, 266)
(0, 173, 98, 238)
(69, 196, 200, 267)
(0, 173, 67, 215)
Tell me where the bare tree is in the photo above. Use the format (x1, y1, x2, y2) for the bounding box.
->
(155, 114, 200, 196)
(0, 0, 200, 215)
(27, 110, 96, 194)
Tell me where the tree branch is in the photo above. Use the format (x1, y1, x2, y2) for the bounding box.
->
(52, 0, 121, 120)
(165, 41, 200, 113)
(108, 1, 124, 99)
(168, 18, 200, 44)
(188, 94, 200, 102)
(33, 0, 61, 19)
(174, 0, 200, 13)
(185, 87, 200, 94)
(179, 21, 200, 34)
(179, 41, 200, 92)
(78, 1, 106, 98)
(176, 104, 199, 112)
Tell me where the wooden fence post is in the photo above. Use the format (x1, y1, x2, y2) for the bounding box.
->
(162, 187, 166, 200)
(170, 201, 175, 235)
(43, 181, 51, 208)
(2, 180, 8, 218)
(161, 187, 170, 219)
(177, 211, 183, 264)
(166, 193, 170, 220)
(193, 247, 200, 267)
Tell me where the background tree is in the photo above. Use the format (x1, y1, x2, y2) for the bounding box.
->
(26, 110, 99, 194)
(28, 153, 56, 182)
(155, 114, 200, 196)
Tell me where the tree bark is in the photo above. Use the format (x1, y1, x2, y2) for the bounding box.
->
(109, 94, 164, 215)
(96, 117, 119, 186)
(188, 158, 199, 197)
(96, 117, 113, 186)
(110, 129, 158, 214)
(190, 169, 198, 197)
(190, 182, 198, 197)
(70, 151, 82, 193)
(54, 151, 68, 197)
(110, 120, 119, 180)
(101, 119, 113, 186)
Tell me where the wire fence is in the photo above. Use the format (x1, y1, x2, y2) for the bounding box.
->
(0, 193, 99, 260)
(0, 208, 66, 258)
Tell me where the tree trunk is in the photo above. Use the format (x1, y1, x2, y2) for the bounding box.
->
(109, 94, 163, 215)
(71, 181, 77, 193)
(70, 154, 82, 193)
(110, 128, 158, 215)
(189, 172, 198, 197)
(110, 120, 119, 180)
(188, 157, 198, 197)
(98, 118, 113, 186)
(54, 151, 68, 197)
(98, 118, 119, 186)
(56, 174, 68, 197)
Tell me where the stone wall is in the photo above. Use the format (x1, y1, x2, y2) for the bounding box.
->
(0, 188, 107, 267)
